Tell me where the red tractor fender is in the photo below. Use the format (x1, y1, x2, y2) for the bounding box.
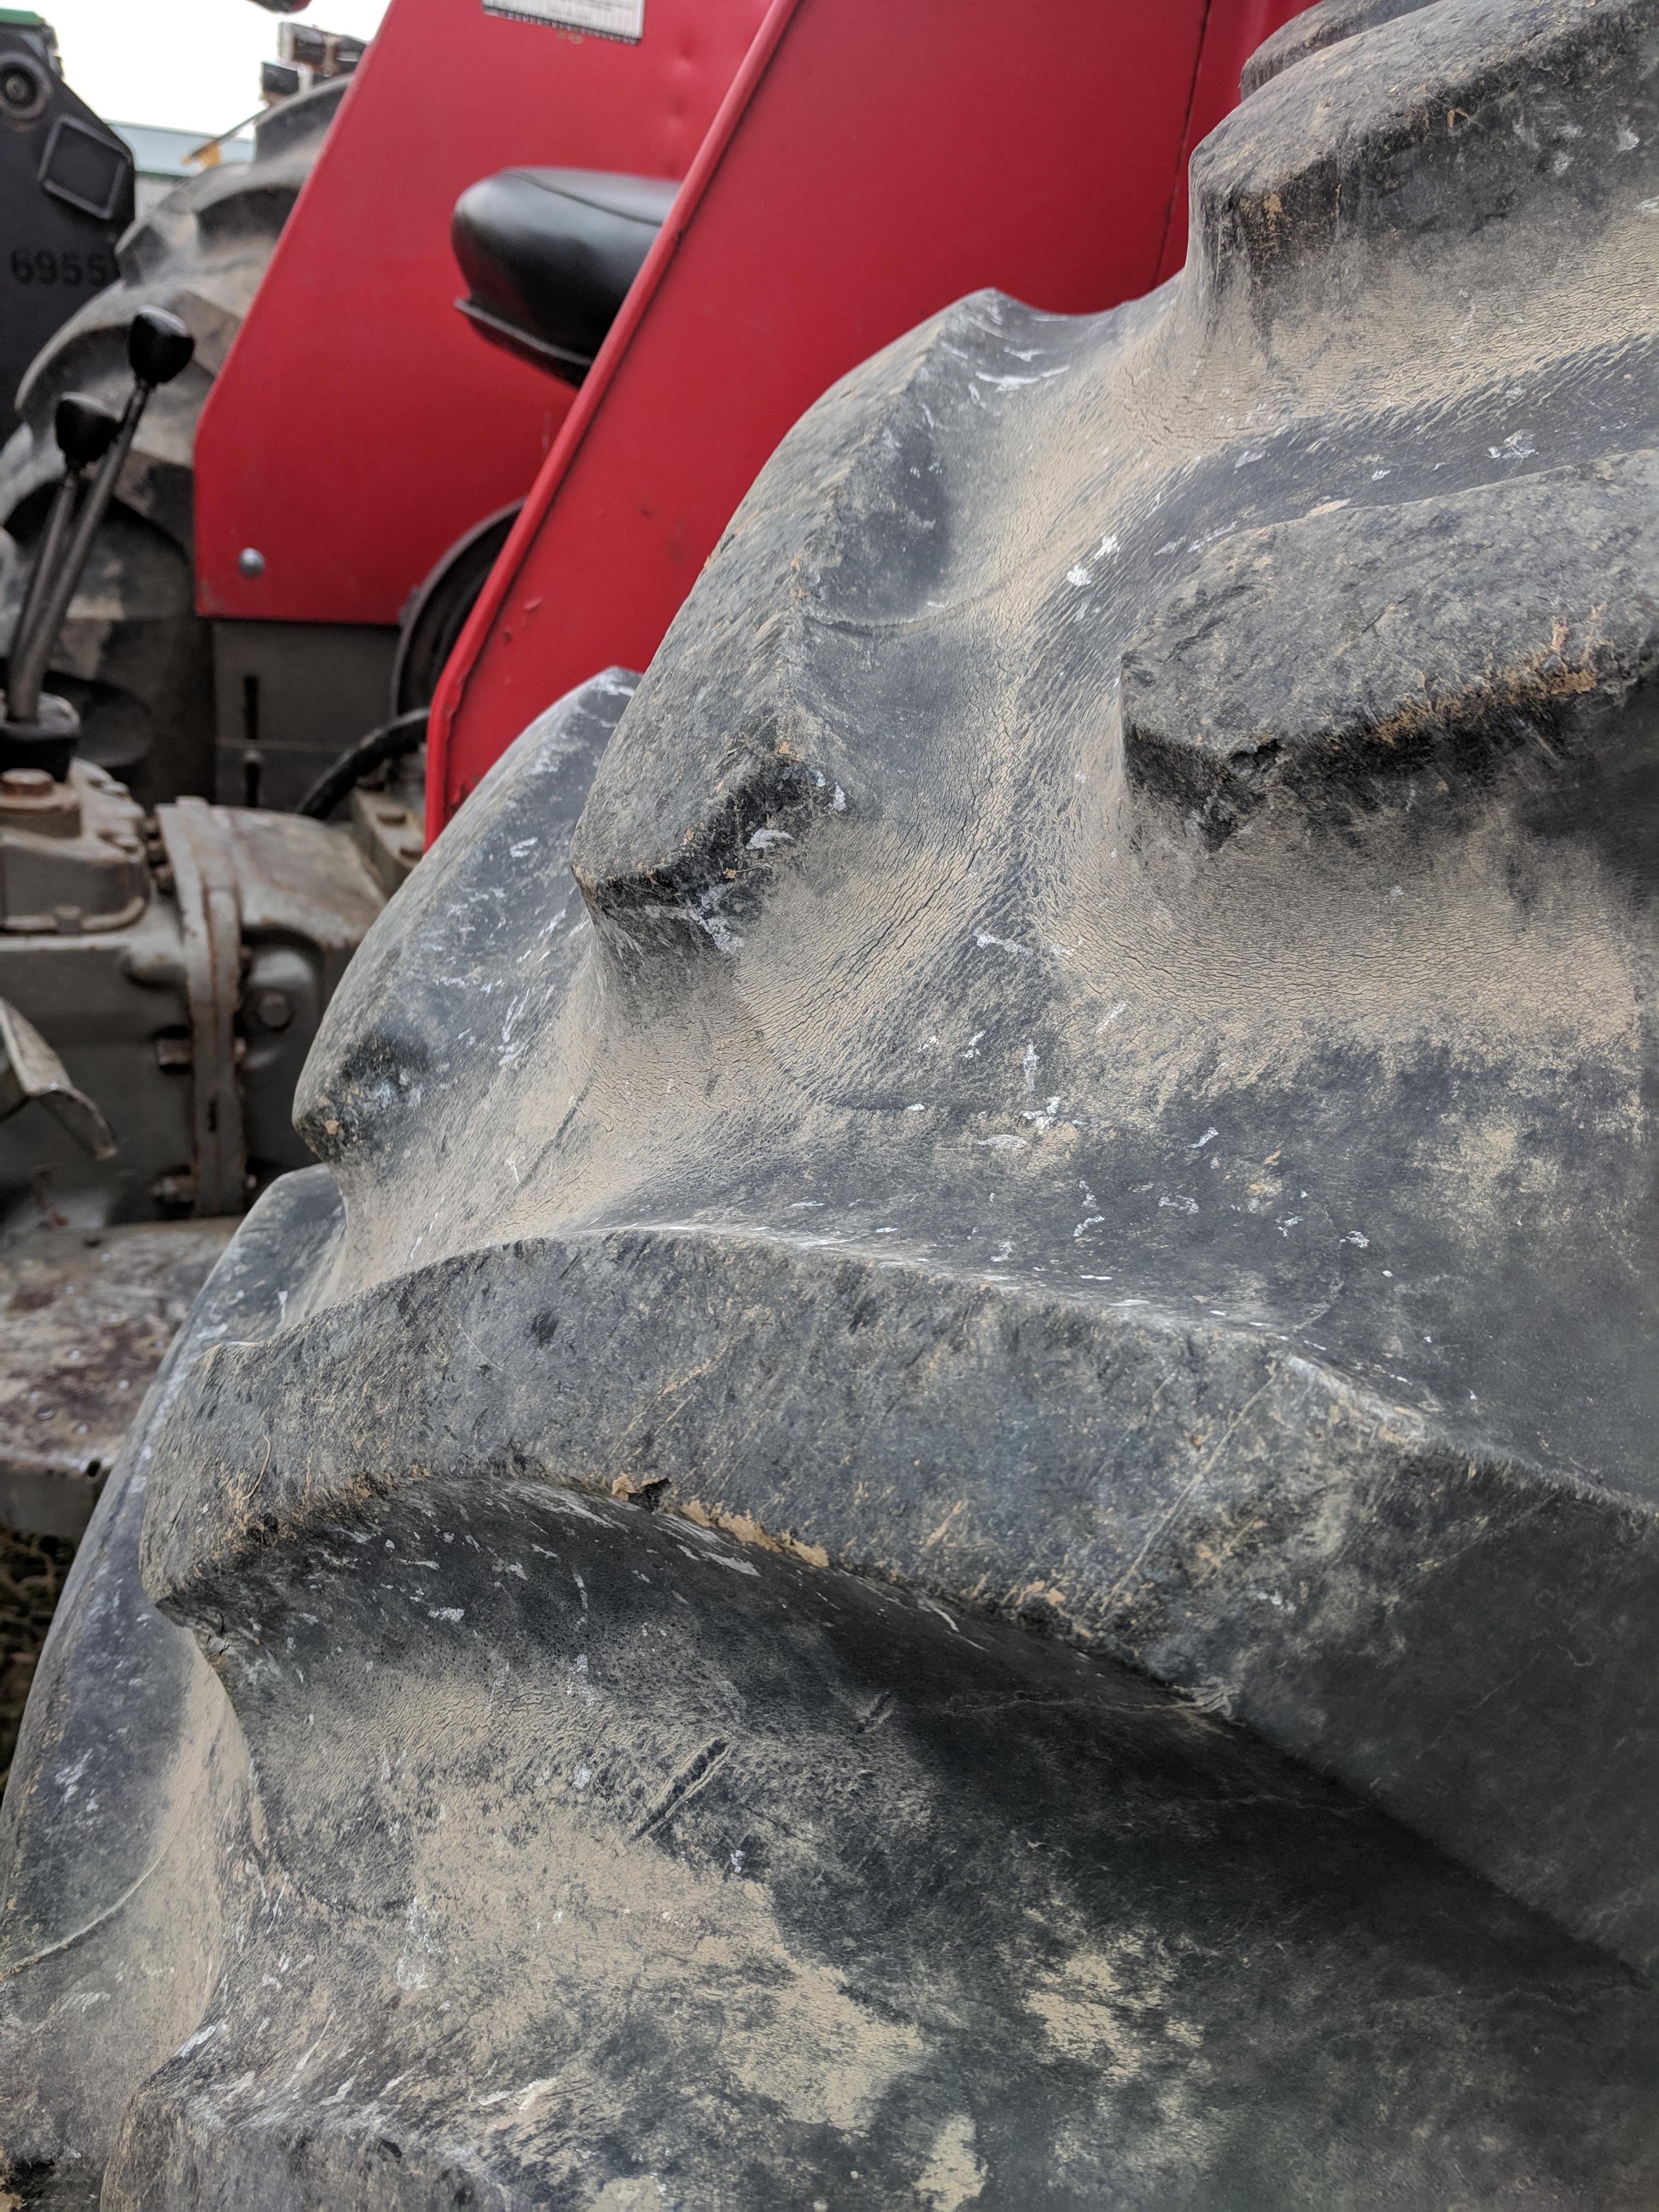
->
(192, 0, 768, 632)
(427, 0, 1308, 832)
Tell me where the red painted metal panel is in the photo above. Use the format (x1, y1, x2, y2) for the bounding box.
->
(193, 0, 767, 627)
(430, 0, 1310, 829)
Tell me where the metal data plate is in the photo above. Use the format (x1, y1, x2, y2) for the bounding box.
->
(483, 0, 645, 39)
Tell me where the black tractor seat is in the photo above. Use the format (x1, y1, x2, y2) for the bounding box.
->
(451, 167, 678, 383)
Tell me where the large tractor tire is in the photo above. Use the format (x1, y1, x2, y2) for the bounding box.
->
(3, 0, 1657, 2201)
(0, 80, 346, 806)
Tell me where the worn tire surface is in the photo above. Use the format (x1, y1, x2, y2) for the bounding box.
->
(3, 1, 1657, 2203)
(0, 81, 345, 804)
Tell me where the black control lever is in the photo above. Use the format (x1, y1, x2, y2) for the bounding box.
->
(8, 395, 121, 685)
(2, 308, 196, 770)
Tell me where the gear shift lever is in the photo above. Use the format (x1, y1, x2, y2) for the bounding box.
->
(2, 308, 196, 774)
(8, 395, 120, 687)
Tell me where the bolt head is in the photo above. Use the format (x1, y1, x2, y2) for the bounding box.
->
(252, 989, 294, 1032)
(238, 547, 266, 578)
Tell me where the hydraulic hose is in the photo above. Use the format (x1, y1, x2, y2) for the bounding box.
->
(296, 709, 429, 820)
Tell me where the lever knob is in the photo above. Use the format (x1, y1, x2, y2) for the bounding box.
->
(54, 393, 121, 470)
(127, 307, 196, 389)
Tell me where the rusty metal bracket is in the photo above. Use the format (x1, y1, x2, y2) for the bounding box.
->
(157, 797, 245, 1215)
(0, 993, 115, 1157)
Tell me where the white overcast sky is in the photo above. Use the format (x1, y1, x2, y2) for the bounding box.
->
(46, 0, 393, 134)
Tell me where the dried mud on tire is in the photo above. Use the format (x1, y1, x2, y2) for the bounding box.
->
(4, 2, 1658, 2204)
